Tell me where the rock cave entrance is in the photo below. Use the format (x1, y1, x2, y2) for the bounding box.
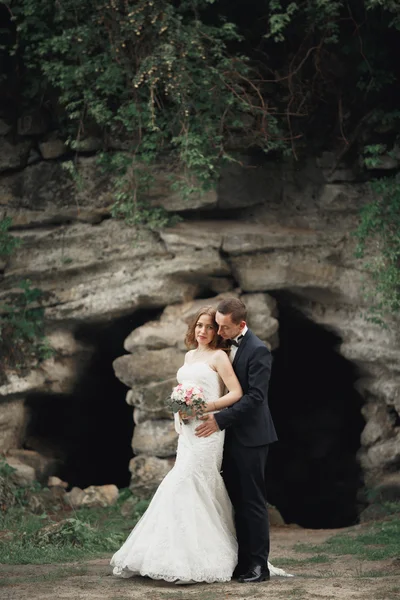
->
(25, 310, 161, 490)
(267, 293, 365, 529)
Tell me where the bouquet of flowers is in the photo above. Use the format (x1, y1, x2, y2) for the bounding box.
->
(167, 382, 207, 418)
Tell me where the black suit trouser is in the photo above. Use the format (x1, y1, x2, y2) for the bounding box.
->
(222, 437, 270, 569)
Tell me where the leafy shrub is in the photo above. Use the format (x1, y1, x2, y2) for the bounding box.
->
(355, 175, 400, 321)
(0, 218, 21, 258)
(0, 475, 16, 513)
(3, 0, 400, 306)
(28, 518, 98, 548)
(0, 280, 54, 378)
(9, 0, 289, 225)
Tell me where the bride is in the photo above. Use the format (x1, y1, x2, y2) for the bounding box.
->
(110, 306, 289, 584)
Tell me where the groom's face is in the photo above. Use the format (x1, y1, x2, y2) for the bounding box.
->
(215, 311, 245, 340)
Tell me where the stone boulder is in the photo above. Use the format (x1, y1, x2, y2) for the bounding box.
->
(6, 449, 58, 483)
(160, 222, 222, 253)
(132, 420, 178, 457)
(47, 476, 68, 489)
(3, 457, 36, 486)
(0, 139, 32, 173)
(369, 473, 400, 503)
(114, 349, 185, 388)
(63, 486, 85, 508)
(0, 157, 113, 212)
(361, 403, 394, 448)
(0, 399, 27, 452)
(64, 484, 119, 508)
(17, 110, 49, 136)
(129, 455, 173, 498)
(360, 432, 400, 472)
(38, 138, 68, 160)
(317, 183, 370, 211)
(0, 330, 94, 399)
(126, 379, 177, 413)
(230, 251, 364, 305)
(150, 161, 276, 212)
(217, 162, 280, 210)
(133, 406, 173, 424)
(124, 320, 187, 351)
(243, 293, 279, 349)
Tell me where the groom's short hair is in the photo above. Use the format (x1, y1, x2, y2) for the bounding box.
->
(217, 297, 247, 324)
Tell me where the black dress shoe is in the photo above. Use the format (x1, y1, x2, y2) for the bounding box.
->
(232, 565, 247, 579)
(238, 565, 270, 583)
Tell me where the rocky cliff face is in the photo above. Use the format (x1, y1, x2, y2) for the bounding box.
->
(1, 123, 399, 521)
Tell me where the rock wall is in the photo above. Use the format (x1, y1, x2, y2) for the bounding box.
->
(1, 119, 399, 503)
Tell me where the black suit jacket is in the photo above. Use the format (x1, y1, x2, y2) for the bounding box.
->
(214, 329, 278, 447)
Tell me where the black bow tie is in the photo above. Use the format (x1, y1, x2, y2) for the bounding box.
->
(230, 335, 244, 347)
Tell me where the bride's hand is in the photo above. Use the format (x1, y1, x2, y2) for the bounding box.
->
(179, 410, 190, 423)
(179, 410, 197, 423)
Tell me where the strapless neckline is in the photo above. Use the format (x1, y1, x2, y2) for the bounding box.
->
(184, 362, 218, 373)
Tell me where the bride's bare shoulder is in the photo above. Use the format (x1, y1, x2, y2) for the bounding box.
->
(212, 349, 230, 364)
(184, 349, 195, 363)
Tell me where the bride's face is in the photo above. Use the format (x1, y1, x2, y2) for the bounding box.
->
(195, 314, 217, 348)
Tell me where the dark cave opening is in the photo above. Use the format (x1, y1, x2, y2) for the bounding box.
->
(24, 309, 161, 490)
(267, 293, 366, 529)
(23, 294, 366, 528)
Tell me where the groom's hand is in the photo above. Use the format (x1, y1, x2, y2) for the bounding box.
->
(195, 414, 219, 438)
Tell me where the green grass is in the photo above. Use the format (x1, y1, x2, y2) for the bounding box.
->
(273, 554, 330, 567)
(294, 512, 400, 561)
(0, 491, 150, 565)
(356, 569, 386, 578)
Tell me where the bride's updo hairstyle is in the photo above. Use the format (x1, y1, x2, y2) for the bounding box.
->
(185, 306, 228, 352)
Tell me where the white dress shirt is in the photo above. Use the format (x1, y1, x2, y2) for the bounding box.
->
(229, 325, 248, 362)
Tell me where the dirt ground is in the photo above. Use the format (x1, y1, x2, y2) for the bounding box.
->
(0, 525, 399, 600)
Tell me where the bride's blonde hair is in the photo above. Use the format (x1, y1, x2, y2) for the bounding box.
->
(185, 306, 229, 352)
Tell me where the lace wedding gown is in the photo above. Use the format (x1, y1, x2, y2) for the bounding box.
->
(110, 361, 291, 583)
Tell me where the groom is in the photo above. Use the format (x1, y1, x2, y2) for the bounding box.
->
(196, 297, 278, 583)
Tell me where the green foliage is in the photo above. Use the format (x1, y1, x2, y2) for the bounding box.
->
(98, 151, 179, 230)
(28, 518, 102, 548)
(0, 485, 150, 564)
(355, 175, 400, 322)
(265, 2, 298, 42)
(365, 0, 400, 30)
(61, 160, 85, 192)
(0, 218, 21, 258)
(0, 218, 53, 374)
(3, 0, 400, 299)
(0, 280, 54, 376)
(363, 144, 388, 169)
(294, 511, 400, 561)
(0, 460, 16, 479)
(8, 0, 290, 227)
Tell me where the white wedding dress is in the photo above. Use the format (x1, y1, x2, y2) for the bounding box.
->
(110, 361, 291, 583)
